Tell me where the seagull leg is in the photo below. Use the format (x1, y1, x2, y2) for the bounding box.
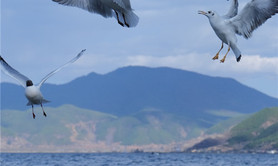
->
(32, 105, 35, 119)
(220, 45, 230, 63)
(213, 42, 223, 60)
(122, 14, 130, 27)
(41, 103, 47, 117)
(114, 10, 124, 27)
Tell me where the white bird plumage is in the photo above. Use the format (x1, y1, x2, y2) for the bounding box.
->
(199, 0, 278, 63)
(0, 49, 86, 119)
(52, 0, 139, 27)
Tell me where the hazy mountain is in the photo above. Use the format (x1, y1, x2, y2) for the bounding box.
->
(2, 67, 278, 152)
(2, 106, 278, 153)
(1, 105, 206, 152)
(2, 66, 278, 124)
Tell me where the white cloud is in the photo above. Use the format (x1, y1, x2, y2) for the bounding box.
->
(234, 55, 278, 74)
(124, 53, 278, 75)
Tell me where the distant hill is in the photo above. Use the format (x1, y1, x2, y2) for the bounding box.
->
(206, 114, 250, 135)
(187, 107, 278, 153)
(228, 107, 278, 150)
(2, 66, 278, 127)
(1, 105, 114, 152)
(2, 105, 278, 152)
(1, 105, 206, 152)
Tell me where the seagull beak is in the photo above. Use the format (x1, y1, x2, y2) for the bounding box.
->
(198, 10, 207, 15)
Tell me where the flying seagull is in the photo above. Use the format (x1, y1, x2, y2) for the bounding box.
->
(52, 0, 139, 28)
(199, 0, 278, 63)
(0, 49, 86, 119)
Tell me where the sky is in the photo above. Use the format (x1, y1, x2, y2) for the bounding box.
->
(1, 0, 278, 98)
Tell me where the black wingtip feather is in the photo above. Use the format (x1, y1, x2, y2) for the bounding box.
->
(0, 56, 7, 63)
(237, 55, 242, 62)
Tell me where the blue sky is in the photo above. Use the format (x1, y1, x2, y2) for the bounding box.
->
(1, 0, 278, 98)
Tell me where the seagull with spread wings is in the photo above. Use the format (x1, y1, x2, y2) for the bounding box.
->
(199, 0, 278, 63)
(0, 49, 86, 119)
(52, 0, 139, 28)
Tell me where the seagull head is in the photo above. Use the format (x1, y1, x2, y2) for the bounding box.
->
(198, 10, 216, 18)
(26, 80, 34, 87)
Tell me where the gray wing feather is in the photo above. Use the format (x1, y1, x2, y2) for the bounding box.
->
(52, 0, 113, 17)
(0, 56, 30, 87)
(38, 49, 86, 88)
(230, 0, 278, 39)
(223, 0, 238, 19)
(122, 0, 132, 10)
(113, 0, 131, 10)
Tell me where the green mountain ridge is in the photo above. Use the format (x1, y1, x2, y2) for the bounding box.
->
(2, 105, 278, 152)
(1, 105, 116, 146)
(187, 107, 278, 153)
(206, 115, 250, 135)
(1, 104, 209, 152)
(228, 107, 278, 150)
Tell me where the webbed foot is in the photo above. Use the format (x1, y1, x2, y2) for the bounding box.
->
(212, 54, 219, 60)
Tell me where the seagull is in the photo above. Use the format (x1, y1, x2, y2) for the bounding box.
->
(0, 49, 86, 119)
(198, 0, 278, 63)
(52, 0, 139, 28)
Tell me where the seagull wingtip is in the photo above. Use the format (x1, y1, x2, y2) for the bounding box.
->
(237, 55, 242, 62)
(0, 56, 5, 62)
(76, 49, 86, 58)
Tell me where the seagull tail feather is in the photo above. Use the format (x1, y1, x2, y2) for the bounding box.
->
(231, 44, 241, 62)
(124, 11, 139, 27)
(42, 99, 50, 103)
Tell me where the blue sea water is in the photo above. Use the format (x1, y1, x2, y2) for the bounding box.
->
(1, 153, 278, 166)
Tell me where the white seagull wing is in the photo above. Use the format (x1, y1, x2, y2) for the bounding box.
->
(230, 0, 278, 39)
(38, 49, 86, 88)
(52, 0, 113, 17)
(0, 56, 30, 87)
(223, 0, 238, 19)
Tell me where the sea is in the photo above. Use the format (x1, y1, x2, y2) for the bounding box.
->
(1, 153, 278, 166)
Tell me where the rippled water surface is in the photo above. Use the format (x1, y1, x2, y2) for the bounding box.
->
(1, 153, 278, 166)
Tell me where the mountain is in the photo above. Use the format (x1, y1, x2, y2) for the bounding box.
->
(1, 105, 115, 152)
(1, 105, 206, 152)
(206, 114, 250, 135)
(228, 107, 278, 150)
(1, 66, 278, 125)
(2, 105, 278, 153)
(186, 107, 278, 153)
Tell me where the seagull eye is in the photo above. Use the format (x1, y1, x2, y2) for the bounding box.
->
(208, 11, 211, 14)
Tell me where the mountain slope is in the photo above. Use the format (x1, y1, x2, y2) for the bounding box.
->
(185, 107, 278, 153)
(1, 105, 116, 146)
(2, 66, 278, 120)
(206, 115, 250, 135)
(2, 106, 278, 152)
(228, 107, 278, 149)
(1, 105, 205, 152)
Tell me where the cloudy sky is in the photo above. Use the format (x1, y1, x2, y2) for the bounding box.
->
(1, 0, 278, 98)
